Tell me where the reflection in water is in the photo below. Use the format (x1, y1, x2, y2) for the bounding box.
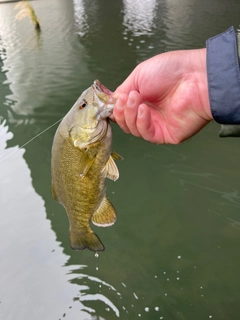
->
(73, 0, 88, 37)
(161, 0, 196, 48)
(0, 2, 43, 116)
(122, 0, 157, 36)
(0, 0, 91, 120)
(209, 209, 240, 230)
(75, 274, 120, 317)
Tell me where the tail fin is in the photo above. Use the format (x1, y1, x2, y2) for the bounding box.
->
(70, 229, 105, 252)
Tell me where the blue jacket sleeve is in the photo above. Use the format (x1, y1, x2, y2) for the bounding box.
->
(206, 26, 240, 124)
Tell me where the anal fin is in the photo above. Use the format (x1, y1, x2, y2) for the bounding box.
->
(92, 197, 117, 227)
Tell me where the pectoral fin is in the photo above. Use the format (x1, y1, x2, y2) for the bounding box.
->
(91, 197, 117, 227)
(78, 149, 97, 179)
(103, 154, 120, 181)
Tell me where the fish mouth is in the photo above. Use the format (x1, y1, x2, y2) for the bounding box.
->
(93, 79, 112, 96)
(92, 80, 116, 118)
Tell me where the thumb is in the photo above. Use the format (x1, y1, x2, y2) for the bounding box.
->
(113, 68, 139, 95)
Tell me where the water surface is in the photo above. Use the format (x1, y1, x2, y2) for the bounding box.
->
(1, 1, 240, 319)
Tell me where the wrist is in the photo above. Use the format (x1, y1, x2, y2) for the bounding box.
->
(196, 48, 213, 122)
(189, 48, 213, 122)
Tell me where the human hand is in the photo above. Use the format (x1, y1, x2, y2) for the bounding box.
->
(111, 49, 212, 144)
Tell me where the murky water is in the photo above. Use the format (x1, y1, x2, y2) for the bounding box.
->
(1, 0, 240, 319)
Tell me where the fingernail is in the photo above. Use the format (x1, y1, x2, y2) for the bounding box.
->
(127, 92, 135, 107)
(112, 92, 120, 99)
(115, 96, 124, 109)
(138, 104, 145, 118)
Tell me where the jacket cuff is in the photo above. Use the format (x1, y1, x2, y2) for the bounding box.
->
(206, 26, 240, 124)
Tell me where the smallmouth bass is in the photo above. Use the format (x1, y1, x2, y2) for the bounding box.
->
(51, 80, 123, 252)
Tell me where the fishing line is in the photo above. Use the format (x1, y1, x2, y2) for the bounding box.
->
(0, 117, 62, 164)
(0, 103, 80, 164)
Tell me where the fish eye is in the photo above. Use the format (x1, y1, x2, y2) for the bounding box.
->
(78, 99, 87, 109)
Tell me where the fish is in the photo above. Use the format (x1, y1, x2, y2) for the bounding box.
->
(51, 80, 123, 252)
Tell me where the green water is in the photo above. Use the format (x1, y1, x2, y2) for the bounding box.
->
(1, 0, 240, 319)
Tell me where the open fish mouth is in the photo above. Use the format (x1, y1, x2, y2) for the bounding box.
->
(92, 80, 116, 119)
(93, 79, 112, 95)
